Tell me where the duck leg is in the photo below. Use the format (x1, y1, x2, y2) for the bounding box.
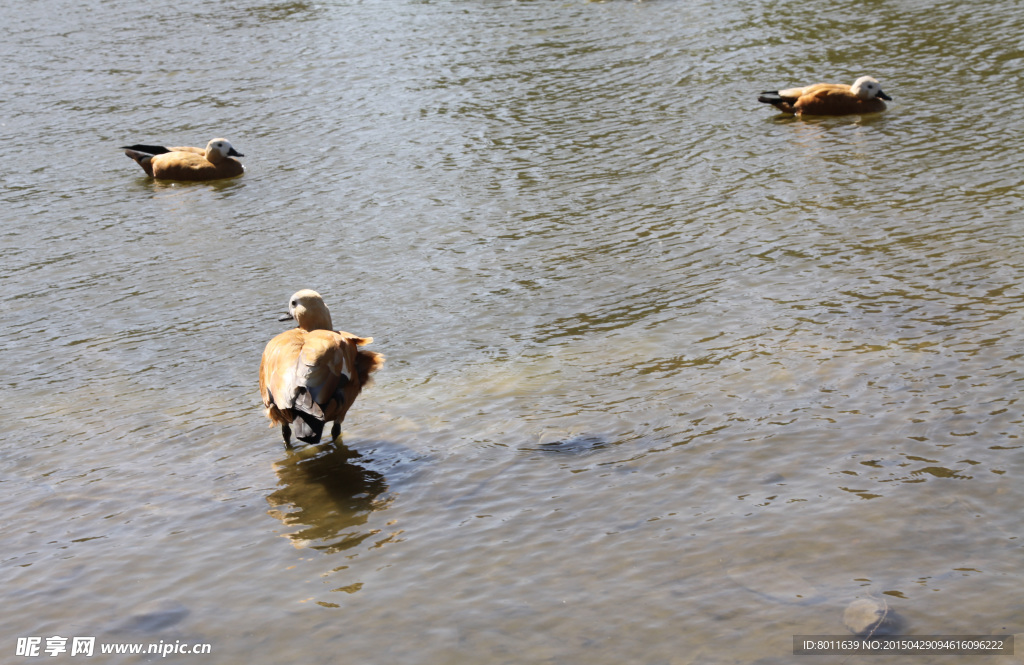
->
(281, 423, 292, 447)
(330, 421, 341, 442)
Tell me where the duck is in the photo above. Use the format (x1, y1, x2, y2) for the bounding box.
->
(757, 76, 891, 116)
(259, 290, 384, 446)
(121, 138, 245, 181)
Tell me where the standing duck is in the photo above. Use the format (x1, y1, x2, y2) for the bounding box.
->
(259, 290, 384, 446)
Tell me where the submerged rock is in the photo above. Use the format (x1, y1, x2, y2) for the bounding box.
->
(843, 597, 901, 636)
(111, 599, 190, 634)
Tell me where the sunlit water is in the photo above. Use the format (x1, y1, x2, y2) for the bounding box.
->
(2, 0, 1022, 663)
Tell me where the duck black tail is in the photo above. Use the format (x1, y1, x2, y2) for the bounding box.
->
(290, 387, 327, 444)
(291, 411, 326, 444)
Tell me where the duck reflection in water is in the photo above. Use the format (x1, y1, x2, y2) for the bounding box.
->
(267, 442, 390, 553)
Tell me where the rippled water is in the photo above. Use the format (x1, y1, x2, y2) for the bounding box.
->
(2, 0, 1022, 663)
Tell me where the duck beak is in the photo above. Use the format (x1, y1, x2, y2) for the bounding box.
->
(229, 148, 244, 157)
(878, 90, 892, 101)
(278, 312, 294, 322)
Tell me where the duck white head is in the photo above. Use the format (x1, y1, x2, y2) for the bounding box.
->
(204, 138, 244, 163)
(279, 289, 333, 331)
(850, 76, 891, 101)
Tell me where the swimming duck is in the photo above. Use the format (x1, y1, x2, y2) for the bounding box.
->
(121, 138, 245, 181)
(758, 76, 891, 116)
(259, 290, 384, 446)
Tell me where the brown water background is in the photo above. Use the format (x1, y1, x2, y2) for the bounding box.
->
(2, 0, 1023, 663)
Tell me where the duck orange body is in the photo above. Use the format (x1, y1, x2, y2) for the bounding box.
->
(758, 76, 892, 116)
(259, 290, 384, 446)
(121, 138, 245, 181)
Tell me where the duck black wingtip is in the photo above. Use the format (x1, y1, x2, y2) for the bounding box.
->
(119, 144, 171, 155)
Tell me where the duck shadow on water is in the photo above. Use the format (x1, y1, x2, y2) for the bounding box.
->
(124, 176, 246, 195)
(266, 439, 415, 554)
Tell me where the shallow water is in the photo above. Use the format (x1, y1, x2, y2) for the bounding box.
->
(2, 0, 1023, 663)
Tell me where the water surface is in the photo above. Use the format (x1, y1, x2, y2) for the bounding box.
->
(2, 0, 1022, 663)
